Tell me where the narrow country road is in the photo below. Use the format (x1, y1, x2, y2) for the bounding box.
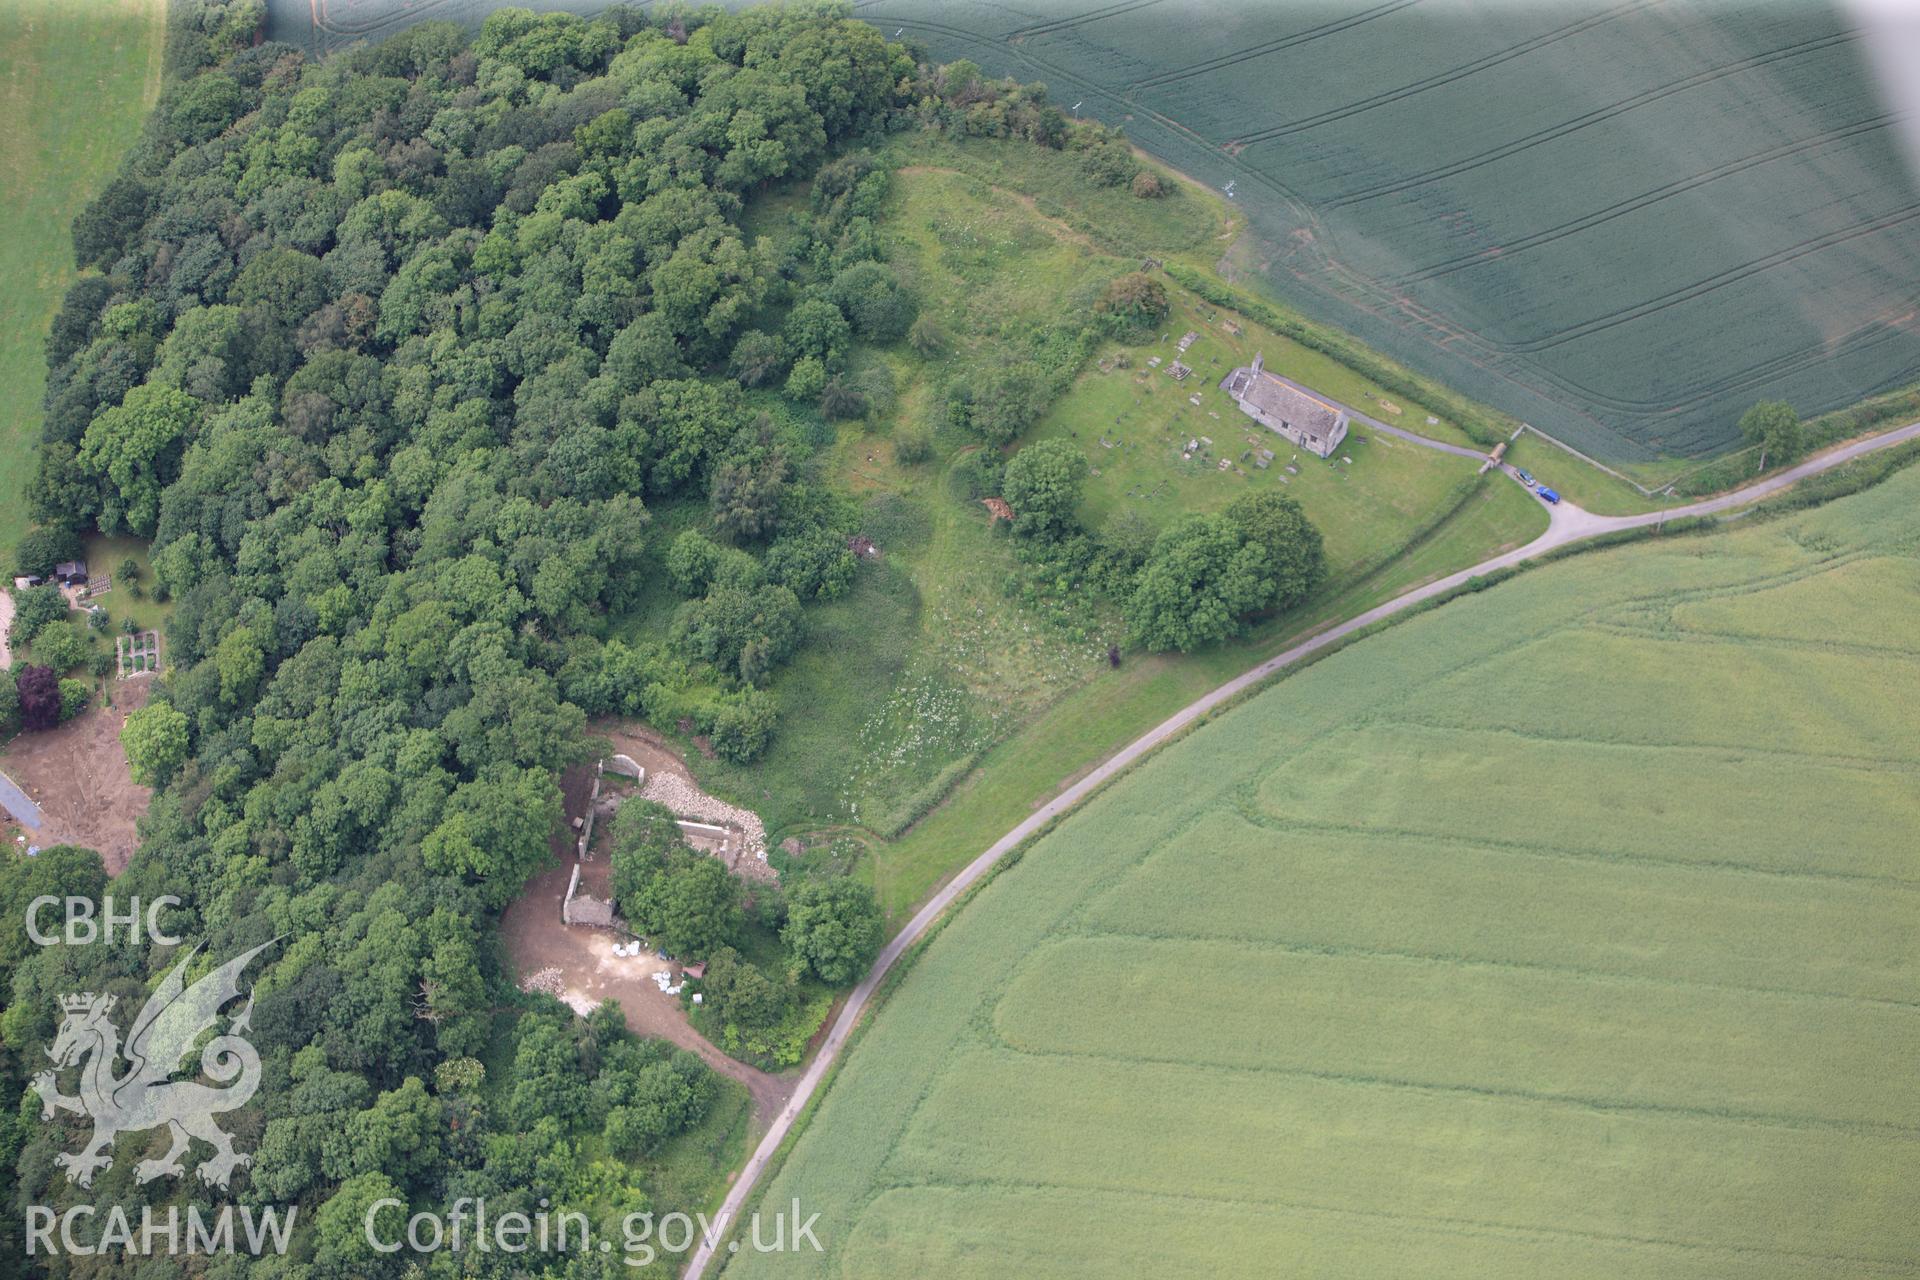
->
(682, 418, 1920, 1278)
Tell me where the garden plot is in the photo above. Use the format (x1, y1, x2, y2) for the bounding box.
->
(115, 629, 160, 677)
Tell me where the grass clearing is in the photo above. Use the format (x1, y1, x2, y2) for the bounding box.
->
(659, 155, 1543, 910)
(0, 0, 164, 565)
(1032, 288, 1482, 576)
(725, 467, 1920, 1279)
(80, 532, 169, 632)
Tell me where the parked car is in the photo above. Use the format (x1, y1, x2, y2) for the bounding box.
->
(1514, 469, 1535, 486)
(1536, 486, 1561, 504)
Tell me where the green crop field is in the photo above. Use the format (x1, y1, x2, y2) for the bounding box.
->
(725, 466, 1920, 1278)
(0, 0, 164, 566)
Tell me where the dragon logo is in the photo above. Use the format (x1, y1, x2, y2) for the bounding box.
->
(33, 940, 275, 1190)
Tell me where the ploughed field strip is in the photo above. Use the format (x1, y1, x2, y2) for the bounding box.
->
(728, 469, 1920, 1279)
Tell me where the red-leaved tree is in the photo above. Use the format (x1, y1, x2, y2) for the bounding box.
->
(16, 665, 61, 732)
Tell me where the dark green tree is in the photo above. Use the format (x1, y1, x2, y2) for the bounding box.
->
(420, 767, 560, 908)
(783, 296, 853, 366)
(653, 855, 743, 958)
(1224, 490, 1326, 610)
(765, 528, 857, 600)
(710, 450, 791, 541)
(1097, 271, 1168, 324)
(1126, 514, 1274, 652)
(700, 945, 791, 1028)
(13, 527, 82, 578)
(77, 382, 200, 535)
(1738, 400, 1803, 471)
(827, 261, 917, 342)
(121, 700, 190, 786)
(962, 362, 1050, 447)
(1002, 437, 1086, 540)
(782, 875, 883, 985)
(7, 585, 69, 645)
(674, 584, 804, 685)
(729, 330, 789, 388)
(710, 689, 779, 763)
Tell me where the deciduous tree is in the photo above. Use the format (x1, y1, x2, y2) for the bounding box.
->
(1224, 490, 1326, 610)
(78, 382, 199, 535)
(649, 855, 743, 959)
(1126, 514, 1273, 652)
(782, 875, 883, 985)
(15, 666, 61, 732)
(122, 701, 190, 786)
(1097, 271, 1168, 324)
(1738, 400, 1803, 471)
(1002, 437, 1086, 540)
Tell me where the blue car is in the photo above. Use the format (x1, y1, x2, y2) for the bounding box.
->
(1535, 486, 1561, 504)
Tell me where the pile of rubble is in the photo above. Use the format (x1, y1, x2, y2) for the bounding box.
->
(641, 770, 767, 860)
(519, 966, 598, 1016)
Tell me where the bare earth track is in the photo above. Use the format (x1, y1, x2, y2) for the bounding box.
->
(499, 859, 794, 1124)
(0, 681, 152, 872)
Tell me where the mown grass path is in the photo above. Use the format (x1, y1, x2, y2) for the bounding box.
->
(684, 414, 1920, 1278)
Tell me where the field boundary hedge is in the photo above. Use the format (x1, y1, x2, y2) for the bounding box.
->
(1746, 436, 1920, 518)
(1163, 264, 1517, 447)
(1673, 381, 1920, 497)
